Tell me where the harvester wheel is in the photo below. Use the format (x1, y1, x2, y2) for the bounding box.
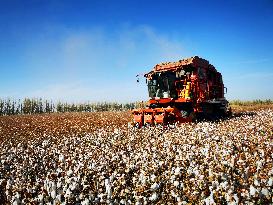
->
(134, 122, 142, 129)
(189, 112, 197, 122)
(181, 110, 188, 118)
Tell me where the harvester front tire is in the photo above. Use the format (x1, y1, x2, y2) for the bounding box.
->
(189, 112, 197, 122)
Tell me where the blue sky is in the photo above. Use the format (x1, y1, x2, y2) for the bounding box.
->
(0, 0, 273, 102)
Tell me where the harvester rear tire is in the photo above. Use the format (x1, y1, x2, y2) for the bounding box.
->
(189, 112, 197, 122)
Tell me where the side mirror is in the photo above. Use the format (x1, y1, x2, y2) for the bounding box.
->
(224, 87, 227, 94)
(136, 74, 140, 83)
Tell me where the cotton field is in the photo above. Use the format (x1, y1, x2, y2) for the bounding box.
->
(0, 110, 272, 204)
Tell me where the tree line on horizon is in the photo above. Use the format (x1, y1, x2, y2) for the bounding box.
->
(0, 98, 146, 116)
(0, 98, 272, 116)
(229, 99, 273, 106)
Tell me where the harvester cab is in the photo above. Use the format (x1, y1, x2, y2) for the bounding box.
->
(132, 56, 231, 127)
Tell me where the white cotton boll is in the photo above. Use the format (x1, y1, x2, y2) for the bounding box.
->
(199, 175, 204, 180)
(105, 178, 110, 187)
(70, 182, 77, 191)
(141, 196, 146, 205)
(51, 181, 57, 190)
(38, 193, 44, 202)
(173, 181, 179, 187)
(171, 190, 177, 198)
(65, 188, 72, 198)
(88, 163, 96, 170)
(63, 183, 68, 193)
(204, 197, 210, 205)
(81, 198, 90, 205)
(187, 169, 192, 175)
(12, 192, 21, 205)
(208, 191, 215, 204)
(212, 181, 219, 189)
(260, 150, 264, 157)
(5, 190, 10, 200)
(256, 161, 263, 170)
(79, 193, 84, 200)
(220, 181, 228, 190)
(12, 199, 20, 205)
(193, 169, 199, 176)
(65, 177, 71, 185)
(261, 188, 269, 198)
(132, 176, 137, 184)
(268, 177, 273, 186)
(176, 196, 181, 202)
(222, 160, 228, 166)
(151, 182, 159, 190)
(114, 128, 119, 134)
(42, 140, 49, 147)
(6, 179, 12, 189)
(174, 167, 181, 175)
(6, 183, 11, 190)
(180, 181, 184, 189)
(51, 189, 56, 199)
(56, 194, 62, 202)
(139, 172, 145, 184)
(57, 180, 62, 188)
(110, 174, 114, 182)
(56, 167, 63, 174)
(44, 179, 51, 193)
(254, 179, 260, 186)
(225, 193, 231, 203)
(67, 169, 73, 177)
(201, 147, 209, 156)
(230, 157, 235, 168)
(98, 193, 105, 200)
(105, 179, 112, 198)
(83, 184, 90, 190)
(268, 168, 273, 176)
(249, 185, 256, 196)
(149, 192, 158, 201)
(233, 193, 239, 204)
(15, 192, 20, 199)
(59, 154, 64, 162)
(150, 174, 156, 182)
(170, 174, 176, 183)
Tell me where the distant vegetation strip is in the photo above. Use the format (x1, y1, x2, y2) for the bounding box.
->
(0, 98, 146, 116)
(230, 99, 273, 106)
(0, 98, 272, 116)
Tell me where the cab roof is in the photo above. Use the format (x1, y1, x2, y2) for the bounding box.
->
(145, 56, 217, 77)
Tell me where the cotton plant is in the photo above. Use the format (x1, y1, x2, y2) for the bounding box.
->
(0, 109, 272, 204)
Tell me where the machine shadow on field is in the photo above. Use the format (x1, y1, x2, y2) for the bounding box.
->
(195, 111, 257, 123)
(231, 111, 256, 118)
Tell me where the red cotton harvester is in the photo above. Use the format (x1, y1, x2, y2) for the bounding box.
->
(132, 56, 231, 128)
